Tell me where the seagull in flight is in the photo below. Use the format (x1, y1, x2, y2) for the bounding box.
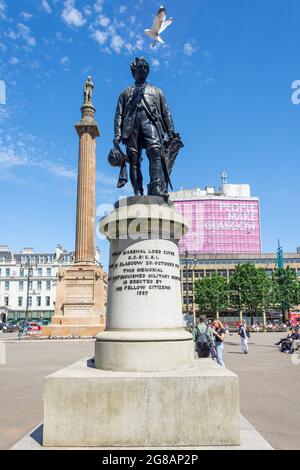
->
(144, 5, 173, 48)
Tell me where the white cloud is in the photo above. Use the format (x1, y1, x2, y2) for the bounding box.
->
(41, 0, 52, 14)
(183, 42, 198, 57)
(110, 34, 124, 54)
(0, 0, 6, 19)
(151, 58, 160, 70)
(20, 12, 33, 21)
(9, 56, 19, 65)
(83, 5, 92, 16)
(62, 0, 86, 28)
(60, 56, 70, 65)
(94, 0, 104, 13)
(91, 29, 108, 45)
(96, 171, 116, 186)
(17, 23, 36, 47)
(119, 6, 127, 14)
(98, 14, 110, 27)
(30, 60, 40, 69)
(0, 148, 27, 168)
(40, 160, 76, 179)
(0, 137, 118, 191)
(135, 38, 144, 50)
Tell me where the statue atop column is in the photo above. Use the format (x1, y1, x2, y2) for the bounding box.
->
(84, 75, 94, 104)
(109, 57, 183, 199)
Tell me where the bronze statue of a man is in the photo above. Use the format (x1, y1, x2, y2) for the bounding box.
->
(113, 57, 179, 198)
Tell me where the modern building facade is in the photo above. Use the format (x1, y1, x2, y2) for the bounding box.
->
(170, 183, 261, 255)
(0, 244, 106, 322)
(180, 252, 300, 323)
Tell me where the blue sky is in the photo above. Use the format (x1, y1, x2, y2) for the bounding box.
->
(1, 0, 300, 267)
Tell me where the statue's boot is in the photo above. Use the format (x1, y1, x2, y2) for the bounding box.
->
(129, 153, 144, 196)
(149, 180, 168, 198)
(148, 146, 168, 198)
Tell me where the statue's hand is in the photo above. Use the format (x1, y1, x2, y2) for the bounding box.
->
(168, 130, 176, 140)
(113, 136, 121, 148)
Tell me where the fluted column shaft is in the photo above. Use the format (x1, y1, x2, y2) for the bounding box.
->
(74, 104, 100, 263)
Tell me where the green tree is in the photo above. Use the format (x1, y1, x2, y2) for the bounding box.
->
(194, 274, 229, 317)
(272, 267, 300, 322)
(229, 264, 274, 325)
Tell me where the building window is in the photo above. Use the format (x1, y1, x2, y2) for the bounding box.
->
(4, 296, 9, 306)
(37, 268, 42, 277)
(185, 296, 194, 306)
(29, 280, 33, 291)
(206, 270, 217, 277)
(5, 280, 9, 291)
(28, 296, 32, 307)
(37, 280, 42, 291)
(183, 283, 194, 292)
(19, 280, 24, 291)
(46, 296, 50, 306)
(47, 268, 51, 277)
(20, 269, 24, 277)
(217, 270, 228, 277)
(46, 280, 51, 290)
(194, 270, 204, 278)
(37, 296, 41, 307)
(5, 268, 10, 277)
(18, 297, 23, 307)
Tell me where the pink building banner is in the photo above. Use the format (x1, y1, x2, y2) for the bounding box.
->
(173, 199, 261, 255)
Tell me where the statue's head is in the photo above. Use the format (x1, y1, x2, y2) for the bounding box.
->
(130, 57, 150, 82)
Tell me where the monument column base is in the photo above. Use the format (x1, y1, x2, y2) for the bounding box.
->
(41, 263, 106, 337)
(95, 329, 194, 372)
(43, 357, 240, 448)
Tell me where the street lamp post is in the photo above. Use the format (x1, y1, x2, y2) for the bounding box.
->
(185, 251, 189, 316)
(192, 254, 198, 325)
(21, 255, 38, 324)
(184, 251, 198, 326)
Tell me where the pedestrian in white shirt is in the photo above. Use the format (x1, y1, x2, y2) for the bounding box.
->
(238, 320, 250, 354)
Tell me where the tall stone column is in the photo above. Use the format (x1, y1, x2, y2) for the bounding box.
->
(41, 78, 107, 338)
(75, 103, 100, 264)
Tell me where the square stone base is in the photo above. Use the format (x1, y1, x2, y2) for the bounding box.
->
(43, 358, 240, 447)
(40, 324, 104, 337)
(41, 263, 106, 338)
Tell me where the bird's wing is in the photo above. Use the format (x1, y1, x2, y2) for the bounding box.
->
(151, 9, 166, 34)
(159, 18, 173, 34)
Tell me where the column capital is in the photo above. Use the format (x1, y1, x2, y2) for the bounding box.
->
(74, 102, 100, 138)
(75, 123, 100, 138)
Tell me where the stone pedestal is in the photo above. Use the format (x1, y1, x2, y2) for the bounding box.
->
(41, 264, 106, 337)
(43, 358, 240, 447)
(42, 196, 241, 448)
(95, 196, 194, 371)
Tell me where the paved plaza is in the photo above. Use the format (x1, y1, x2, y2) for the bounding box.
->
(0, 331, 299, 450)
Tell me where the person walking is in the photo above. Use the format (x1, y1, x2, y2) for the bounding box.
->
(238, 320, 250, 354)
(211, 320, 226, 367)
(18, 324, 23, 340)
(196, 318, 214, 358)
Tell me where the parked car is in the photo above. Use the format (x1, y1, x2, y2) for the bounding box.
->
(2, 322, 18, 333)
(28, 322, 41, 331)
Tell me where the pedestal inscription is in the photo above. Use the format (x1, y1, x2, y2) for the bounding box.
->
(107, 240, 182, 330)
